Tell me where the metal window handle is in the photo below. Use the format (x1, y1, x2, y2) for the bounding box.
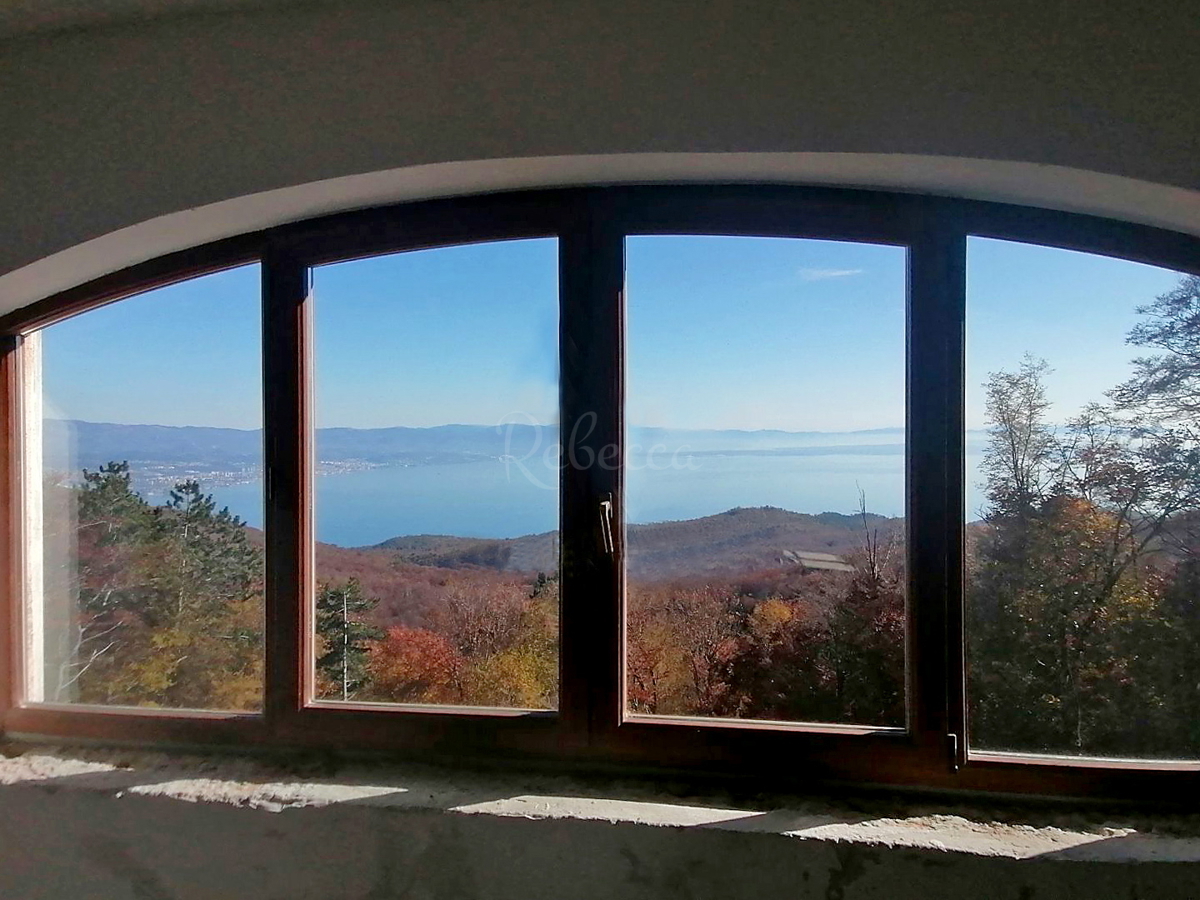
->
(599, 493, 615, 556)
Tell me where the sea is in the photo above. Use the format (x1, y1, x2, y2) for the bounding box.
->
(198, 447, 989, 547)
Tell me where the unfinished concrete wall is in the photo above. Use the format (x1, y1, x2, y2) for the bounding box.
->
(2, 0, 1199, 313)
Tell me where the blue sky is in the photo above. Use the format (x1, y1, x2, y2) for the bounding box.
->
(314, 240, 559, 429)
(40, 264, 264, 430)
(627, 235, 905, 432)
(966, 237, 1182, 429)
(39, 235, 1186, 434)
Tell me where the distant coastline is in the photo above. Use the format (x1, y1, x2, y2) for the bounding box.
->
(39, 420, 992, 545)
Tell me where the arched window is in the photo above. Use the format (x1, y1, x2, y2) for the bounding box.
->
(2, 186, 1198, 799)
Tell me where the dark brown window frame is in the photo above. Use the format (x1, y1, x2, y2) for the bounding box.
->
(1, 185, 1198, 801)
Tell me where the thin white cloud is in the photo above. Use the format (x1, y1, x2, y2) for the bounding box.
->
(798, 267, 864, 282)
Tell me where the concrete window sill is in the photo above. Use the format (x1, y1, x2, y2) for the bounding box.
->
(2, 742, 1199, 899)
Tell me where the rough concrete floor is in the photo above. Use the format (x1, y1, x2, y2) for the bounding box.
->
(3, 740, 1199, 862)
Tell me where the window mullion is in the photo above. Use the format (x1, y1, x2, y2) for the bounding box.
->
(907, 205, 967, 770)
(261, 245, 313, 734)
(0, 334, 20, 721)
(558, 194, 626, 748)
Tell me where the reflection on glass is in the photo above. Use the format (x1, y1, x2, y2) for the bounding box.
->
(312, 239, 560, 710)
(625, 235, 908, 727)
(967, 237, 1200, 759)
(32, 265, 264, 711)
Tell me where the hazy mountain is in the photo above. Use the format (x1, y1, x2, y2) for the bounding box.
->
(43, 419, 923, 472)
(42, 420, 544, 471)
(43, 419, 263, 469)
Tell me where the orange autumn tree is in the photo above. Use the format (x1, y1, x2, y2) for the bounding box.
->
(366, 625, 464, 704)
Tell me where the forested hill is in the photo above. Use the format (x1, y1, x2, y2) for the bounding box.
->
(372, 506, 899, 579)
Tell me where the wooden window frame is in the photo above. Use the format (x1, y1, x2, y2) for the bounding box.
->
(0, 185, 1197, 801)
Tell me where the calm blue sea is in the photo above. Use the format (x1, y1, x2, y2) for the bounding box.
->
(199, 450, 988, 547)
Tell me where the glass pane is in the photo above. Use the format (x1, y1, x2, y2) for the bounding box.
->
(312, 239, 559, 709)
(32, 265, 264, 711)
(625, 236, 907, 727)
(967, 237, 1200, 759)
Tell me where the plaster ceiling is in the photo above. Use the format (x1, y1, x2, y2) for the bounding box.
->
(0, 0, 312, 38)
(3, 152, 1199, 321)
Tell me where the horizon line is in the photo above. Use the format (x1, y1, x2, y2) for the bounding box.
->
(49, 418, 965, 436)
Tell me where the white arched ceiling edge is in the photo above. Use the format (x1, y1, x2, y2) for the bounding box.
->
(3, 151, 1199, 322)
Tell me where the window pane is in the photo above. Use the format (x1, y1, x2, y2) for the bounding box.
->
(312, 240, 559, 710)
(966, 237, 1200, 759)
(625, 236, 907, 727)
(31, 265, 264, 711)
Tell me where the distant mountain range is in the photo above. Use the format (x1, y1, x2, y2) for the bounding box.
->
(41, 418, 983, 496)
(43, 419, 923, 470)
(374, 505, 901, 580)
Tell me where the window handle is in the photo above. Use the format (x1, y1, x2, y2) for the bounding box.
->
(599, 493, 615, 556)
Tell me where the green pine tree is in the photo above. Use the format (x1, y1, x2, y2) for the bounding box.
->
(315, 579, 384, 700)
(68, 464, 265, 710)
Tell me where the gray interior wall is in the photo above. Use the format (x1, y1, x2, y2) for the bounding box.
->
(2, 0, 1198, 303)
